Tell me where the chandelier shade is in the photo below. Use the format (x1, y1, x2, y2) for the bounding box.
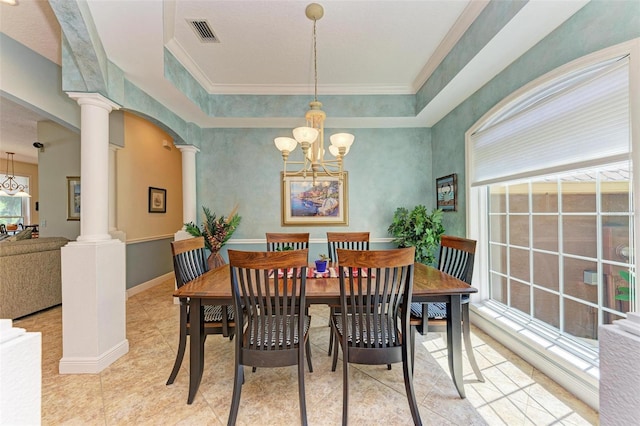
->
(274, 3, 354, 184)
(0, 152, 30, 197)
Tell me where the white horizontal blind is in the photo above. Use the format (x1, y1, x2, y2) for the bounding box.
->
(470, 57, 629, 186)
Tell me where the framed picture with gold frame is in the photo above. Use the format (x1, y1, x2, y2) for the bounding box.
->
(66, 176, 81, 221)
(281, 172, 348, 226)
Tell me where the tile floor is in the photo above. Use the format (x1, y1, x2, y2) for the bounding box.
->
(14, 277, 599, 425)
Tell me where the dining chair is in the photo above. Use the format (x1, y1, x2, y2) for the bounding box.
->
(326, 232, 370, 357)
(265, 232, 310, 252)
(332, 247, 422, 426)
(166, 236, 235, 386)
(228, 249, 312, 425)
(409, 235, 484, 382)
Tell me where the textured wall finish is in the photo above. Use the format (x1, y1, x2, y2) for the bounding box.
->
(599, 325, 640, 425)
(431, 0, 640, 236)
(196, 127, 431, 241)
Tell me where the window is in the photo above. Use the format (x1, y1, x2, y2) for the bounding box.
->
(467, 43, 638, 359)
(0, 175, 29, 225)
(488, 163, 632, 348)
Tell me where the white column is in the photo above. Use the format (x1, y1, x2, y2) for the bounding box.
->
(68, 93, 117, 242)
(60, 93, 128, 374)
(108, 144, 126, 242)
(175, 145, 199, 241)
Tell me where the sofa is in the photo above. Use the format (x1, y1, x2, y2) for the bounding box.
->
(0, 236, 69, 319)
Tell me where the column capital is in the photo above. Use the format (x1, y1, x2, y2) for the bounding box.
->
(176, 145, 200, 154)
(67, 92, 120, 112)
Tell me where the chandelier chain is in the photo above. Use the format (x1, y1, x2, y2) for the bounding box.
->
(313, 18, 318, 102)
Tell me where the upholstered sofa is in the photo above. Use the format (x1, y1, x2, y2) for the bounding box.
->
(0, 236, 69, 319)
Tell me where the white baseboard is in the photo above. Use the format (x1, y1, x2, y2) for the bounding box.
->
(126, 272, 174, 298)
(59, 339, 129, 374)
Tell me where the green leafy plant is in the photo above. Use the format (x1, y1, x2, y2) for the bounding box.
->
(185, 205, 241, 253)
(388, 205, 445, 266)
(275, 245, 294, 251)
(318, 254, 329, 261)
(615, 270, 635, 302)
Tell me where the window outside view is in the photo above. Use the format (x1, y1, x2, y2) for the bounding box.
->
(488, 162, 633, 349)
(0, 175, 28, 225)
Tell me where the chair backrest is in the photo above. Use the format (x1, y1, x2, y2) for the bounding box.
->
(171, 236, 209, 288)
(265, 232, 309, 252)
(229, 249, 308, 352)
(438, 235, 476, 285)
(336, 247, 415, 349)
(326, 232, 370, 263)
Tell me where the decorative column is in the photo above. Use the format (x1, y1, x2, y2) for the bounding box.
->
(108, 144, 126, 242)
(174, 145, 200, 241)
(59, 93, 128, 374)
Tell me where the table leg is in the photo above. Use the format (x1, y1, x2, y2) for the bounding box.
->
(187, 297, 205, 404)
(446, 295, 465, 398)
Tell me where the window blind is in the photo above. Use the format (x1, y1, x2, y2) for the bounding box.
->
(470, 57, 630, 186)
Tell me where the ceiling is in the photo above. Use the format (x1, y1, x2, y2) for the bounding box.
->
(0, 0, 589, 165)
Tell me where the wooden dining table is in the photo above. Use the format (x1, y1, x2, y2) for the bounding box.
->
(173, 262, 477, 404)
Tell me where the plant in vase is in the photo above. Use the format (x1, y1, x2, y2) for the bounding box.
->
(315, 254, 329, 273)
(185, 205, 241, 269)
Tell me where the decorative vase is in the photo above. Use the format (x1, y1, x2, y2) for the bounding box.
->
(315, 259, 327, 273)
(207, 251, 226, 270)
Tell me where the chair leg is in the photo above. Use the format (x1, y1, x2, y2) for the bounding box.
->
(328, 312, 334, 356)
(228, 364, 244, 425)
(166, 306, 188, 385)
(462, 303, 484, 382)
(331, 324, 340, 372)
(341, 341, 349, 426)
(402, 342, 422, 426)
(299, 344, 308, 425)
(410, 325, 416, 376)
(305, 337, 314, 373)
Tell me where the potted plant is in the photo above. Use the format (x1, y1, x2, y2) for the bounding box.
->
(185, 205, 241, 269)
(315, 254, 329, 272)
(388, 205, 444, 266)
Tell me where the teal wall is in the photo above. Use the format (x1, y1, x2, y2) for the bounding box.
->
(3, 0, 639, 287)
(196, 127, 432, 244)
(431, 0, 640, 236)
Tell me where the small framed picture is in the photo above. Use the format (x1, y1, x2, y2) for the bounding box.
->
(66, 176, 81, 221)
(148, 187, 167, 213)
(436, 174, 457, 212)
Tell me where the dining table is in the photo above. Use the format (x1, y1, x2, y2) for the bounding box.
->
(173, 262, 477, 404)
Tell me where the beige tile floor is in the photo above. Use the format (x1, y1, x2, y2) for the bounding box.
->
(14, 277, 598, 425)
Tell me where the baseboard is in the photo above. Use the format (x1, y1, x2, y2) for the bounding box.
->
(471, 305, 599, 411)
(126, 272, 174, 298)
(59, 339, 129, 374)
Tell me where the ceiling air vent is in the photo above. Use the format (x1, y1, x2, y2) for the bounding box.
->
(187, 19, 220, 43)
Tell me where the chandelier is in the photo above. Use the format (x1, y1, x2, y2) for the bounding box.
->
(0, 152, 30, 197)
(274, 3, 354, 184)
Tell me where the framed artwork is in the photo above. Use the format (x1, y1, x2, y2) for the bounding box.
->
(66, 176, 81, 221)
(148, 187, 167, 213)
(281, 172, 348, 226)
(436, 173, 457, 212)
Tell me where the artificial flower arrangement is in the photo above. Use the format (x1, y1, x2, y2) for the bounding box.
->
(185, 205, 241, 267)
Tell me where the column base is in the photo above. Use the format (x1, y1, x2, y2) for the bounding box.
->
(59, 239, 128, 374)
(59, 339, 129, 374)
